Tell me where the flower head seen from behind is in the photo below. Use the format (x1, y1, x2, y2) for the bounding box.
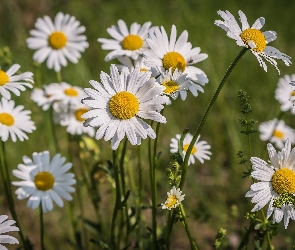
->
(157, 68, 191, 100)
(0, 215, 19, 250)
(275, 74, 295, 114)
(0, 98, 36, 142)
(12, 151, 76, 212)
(246, 139, 295, 229)
(161, 186, 185, 210)
(98, 20, 154, 61)
(0, 64, 34, 100)
(27, 12, 89, 72)
(144, 24, 208, 98)
(259, 118, 295, 149)
(82, 65, 168, 150)
(215, 10, 291, 74)
(170, 133, 211, 165)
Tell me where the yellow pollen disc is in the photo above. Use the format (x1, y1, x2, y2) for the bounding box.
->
(163, 80, 179, 94)
(34, 171, 55, 191)
(291, 91, 295, 97)
(162, 52, 186, 72)
(48, 31, 67, 50)
(75, 108, 88, 122)
(109, 91, 139, 120)
(0, 70, 9, 86)
(271, 168, 295, 194)
(140, 68, 149, 72)
(165, 195, 178, 209)
(183, 144, 197, 154)
(64, 88, 78, 96)
(0, 113, 14, 126)
(121, 35, 143, 51)
(240, 28, 266, 52)
(273, 130, 284, 139)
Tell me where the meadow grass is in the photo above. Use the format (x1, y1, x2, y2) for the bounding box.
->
(1, 0, 295, 249)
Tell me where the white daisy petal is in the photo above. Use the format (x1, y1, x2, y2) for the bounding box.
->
(215, 10, 291, 74)
(12, 151, 76, 212)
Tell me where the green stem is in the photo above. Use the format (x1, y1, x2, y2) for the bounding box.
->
(179, 204, 198, 250)
(110, 149, 121, 248)
(49, 107, 60, 153)
(118, 138, 130, 244)
(149, 119, 162, 248)
(0, 142, 30, 250)
(56, 71, 62, 83)
(180, 47, 248, 190)
(260, 209, 273, 249)
(39, 205, 45, 250)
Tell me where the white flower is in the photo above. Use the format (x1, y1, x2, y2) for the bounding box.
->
(27, 12, 89, 72)
(0, 98, 35, 142)
(259, 119, 295, 149)
(82, 64, 168, 150)
(157, 68, 191, 100)
(143, 24, 208, 99)
(12, 151, 76, 212)
(161, 186, 185, 210)
(170, 133, 211, 165)
(0, 64, 33, 100)
(245, 139, 295, 229)
(275, 74, 295, 113)
(98, 20, 154, 61)
(0, 215, 19, 250)
(60, 104, 95, 137)
(116, 56, 150, 73)
(214, 10, 291, 74)
(45, 82, 86, 112)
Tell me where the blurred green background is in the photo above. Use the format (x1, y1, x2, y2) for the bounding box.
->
(1, 0, 295, 249)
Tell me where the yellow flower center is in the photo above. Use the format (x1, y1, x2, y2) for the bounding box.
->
(121, 35, 143, 51)
(140, 68, 149, 72)
(0, 70, 9, 86)
(291, 91, 295, 97)
(34, 171, 55, 191)
(0, 113, 14, 126)
(271, 168, 295, 194)
(240, 28, 266, 52)
(165, 195, 179, 209)
(48, 31, 67, 50)
(109, 91, 139, 120)
(273, 130, 284, 139)
(163, 80, 179, 94)
(162, 52, 186, 72)
(64, 88, 78, 96)
(183, 144, 197, 154)
(75, 108, 88, 122)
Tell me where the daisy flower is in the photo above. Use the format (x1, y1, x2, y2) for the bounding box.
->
(157, 68, 191, 100)
(214, 10, 291, 74)
(0, 215, 19, 250)
(82, 64, 168, 150)
(98, 20, 154, 61)
(116, 56, 150, 73)
(245, 139, 295, 229)
(45, 82, 86, 112)
(27, 12, 89, 72)
(0, 64, 34, 100)
(170, 133, 211, 165)
(60, 104, 95, 137)
(0, 98, 35, 142)
(12, 151, 76, 212)
(259, 118, 295, 149)
(143, 24, 208, 99)
(161, 186, 185, 210)
(275, 74, 295, 114)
